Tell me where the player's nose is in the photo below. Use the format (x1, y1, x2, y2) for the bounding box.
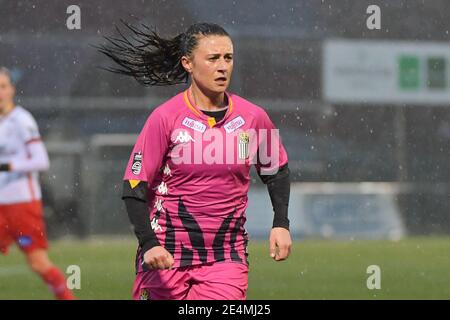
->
(217, 57, 230, 71)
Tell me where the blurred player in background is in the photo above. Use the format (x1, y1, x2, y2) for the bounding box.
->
(100, 22, 291, 300)
(0, 67, 74, 300)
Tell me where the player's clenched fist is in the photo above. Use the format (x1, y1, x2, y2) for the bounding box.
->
(269, 227, 292, 261)
(143, 246, 175, 270)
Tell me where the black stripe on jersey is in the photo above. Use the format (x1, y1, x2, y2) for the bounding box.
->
(180, 243, 193, 267)
(164, 209, 175, 256)
(212, 210, 235, 261)
(243, 230, 249, 265)
(177, 198, 208, 264)
(154, 209, 161, 221)
(229, 210, 244, 263)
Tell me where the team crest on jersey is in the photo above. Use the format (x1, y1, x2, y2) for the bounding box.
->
(182, 117, 206, 133)
(139, 288, 150, 300)
(132, 152, 142, 175)
(238, 132, 250, 159)
(224, 116, 245, 133)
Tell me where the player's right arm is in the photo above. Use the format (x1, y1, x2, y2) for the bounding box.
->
(122, 182, 174, 270)
(121, 109, 174, 270)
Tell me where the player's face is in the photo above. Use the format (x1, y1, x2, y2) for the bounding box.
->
(185, 35, 233, 94)
(0, 74, 15, 111)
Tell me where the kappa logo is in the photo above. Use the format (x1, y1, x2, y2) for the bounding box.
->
(131, 152, 142, 175)
(151, 217, 163, 232)
(163, 163, 172, 176)
(182, 117, 206, 133)
(224, 116, 245, 133)
(174, 130, 195, 144)
(154, 198, 165, 213)
(156, 181, 168, 195)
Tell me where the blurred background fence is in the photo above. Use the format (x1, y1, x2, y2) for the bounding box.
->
(2, 0, 450, 239)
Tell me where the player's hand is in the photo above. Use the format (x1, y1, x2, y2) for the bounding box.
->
(269, 227, 292, 261)
(143, 246, 174, 270)
(0, 163, 11, 171)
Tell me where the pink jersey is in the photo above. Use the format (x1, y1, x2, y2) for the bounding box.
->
(124, 90, 288, 270)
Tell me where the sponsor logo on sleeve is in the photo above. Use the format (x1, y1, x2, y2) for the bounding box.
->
(132, 152, 142, 175)
(224, 116, 245, 133)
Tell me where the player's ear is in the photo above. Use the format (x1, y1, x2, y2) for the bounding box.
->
(181, 55, 193, 74)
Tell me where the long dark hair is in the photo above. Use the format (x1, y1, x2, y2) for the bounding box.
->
(97, 21, 230, 86)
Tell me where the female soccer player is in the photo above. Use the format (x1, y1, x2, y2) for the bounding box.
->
(0, 67, 74, 300)
(99, 22, 292, 300)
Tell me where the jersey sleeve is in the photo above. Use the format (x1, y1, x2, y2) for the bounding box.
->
(254, 110, 289, 176)
(18, 111, 41, 144)
(123, 109, 170, 185)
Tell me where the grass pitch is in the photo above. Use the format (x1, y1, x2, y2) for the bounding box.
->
(1, 237, 449, 299)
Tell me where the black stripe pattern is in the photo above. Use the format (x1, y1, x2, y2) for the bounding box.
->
(230, 210, 244, 263)
(180, 243, 193, 267)
(164, 208, 176, 256)
(177, 198, 208, 264)
(212, 210, 235, 261)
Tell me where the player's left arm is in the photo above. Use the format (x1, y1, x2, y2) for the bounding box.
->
(258, 164, 292, 261)
(0, 113, 49, 173)
(255, 109, 292, 262)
